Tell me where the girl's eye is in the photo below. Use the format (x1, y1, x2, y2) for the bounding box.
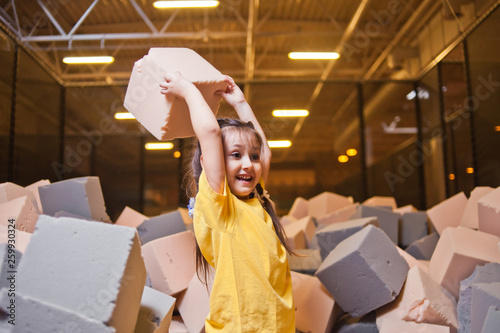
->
(251, 154, 260, 161)
(231, 152, 241, 158)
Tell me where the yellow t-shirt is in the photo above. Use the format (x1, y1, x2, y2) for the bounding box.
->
(193, 169, 295, 333)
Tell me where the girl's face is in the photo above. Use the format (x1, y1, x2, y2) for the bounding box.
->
(222, 129, 263, 200)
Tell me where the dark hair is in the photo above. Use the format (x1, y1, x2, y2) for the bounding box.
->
(187, 118, 294, 284)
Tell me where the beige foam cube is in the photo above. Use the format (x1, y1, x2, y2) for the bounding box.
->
(394, 204, 418, 214)
(477, 187, 500, 237)
(124, 48, 227, 140)
(0, 182, 38, 213)
(363, 196, 397, 210)
(427, 192, 467, 235)
(377, 266, 458, 331)
(308, 192, 353, 219)
(284, 226, 307, 250)
(169, 316, 189, 333)
(134, 286, 176, 333)
(25, 179, 50, 213)
(396, 246, 430, 274)
(0, 196, 39, 233)
(461, 186, 494, 229)
(177, 272, 213, 333)
(378, 318, 450, 332)
(283, 216, 316, 248)
(316, 203, 359, 226)
(141, 231, 196, 295)
(291, 271, 338, 333)
(289, 197, 309, 220)
(115, 206, 148, 228)
(178, 207, 193, 231)
(429, 227, 500, 299)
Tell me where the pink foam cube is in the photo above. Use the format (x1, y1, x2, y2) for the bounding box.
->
(477, 187, 500, 237)
(289, 197, 309, 220)
(461, 186, 494, 229)
(363, 196, 397, 210)
(124, 48, 227, 140)
(0, 195, 39, 233)
(427, 192, 467, 235)
(283, 216, 316, 248)
(25, 179, 50, 213)
(316, 203, 359, 227)
(177, 272, 213, 333)
(115, 206, 148, 228)
(308, 192, 353, 219)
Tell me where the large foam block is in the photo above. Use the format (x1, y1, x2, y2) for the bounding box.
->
(460, 187, 494, 229)
(0, 229, 31, 253)
(477, 187, 500, 237)
(429, 227, 500, 299)
(471, 282, 500, 333)
(316, 203, 359, 227)
(39, 177, 110, 222)
(0, 182, 38, 213)
(481, 306, 500, 333)
(351, 205, 400, 244)
(287, 248, 322, 274)
(25, 179, 50, 213)
(458, 263, 500, 333)
(376, 266, 458, 331)
(141, 231, 196, 295)
(169, 316, 189, 333)
(134, 286, 176, 333)
(427, 192, 467, 235)
(137, 210, 187, 245)
(0, 196, 39, 233)
(283, 216, 316, 249)
(399, 211, 429, 248)
(378, 318, 450, 333)
(292, 271, 338, 333)
(177, 272, 213, 333)
(0, 290, 116, 332)
(124, 48, 227, 140)
(405, 232, 439, 260)
(362, 196, 397, 210)
(115, 206, 148, 228)
(315, 225, 409, 317)
(315, 217, 378, 260)
(308, 191, 353, 219)
(288, 197, 309, 220)
(16, 215, 146, 333)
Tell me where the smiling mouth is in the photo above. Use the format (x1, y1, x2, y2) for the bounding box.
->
(236, 175, 253, 182)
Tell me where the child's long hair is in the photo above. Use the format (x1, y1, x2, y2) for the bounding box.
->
(185, 118, 294, 283)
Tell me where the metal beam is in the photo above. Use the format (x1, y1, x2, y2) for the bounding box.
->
(244, 0, 258, 100)
(129, 0, 158, 34)
(68, 0, 100, 36)
(37, 0, 66, 36)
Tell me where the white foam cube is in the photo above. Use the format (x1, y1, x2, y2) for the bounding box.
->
(315, 225, 409, 317)
(124, 48, 227, 140)
(460, 186, 494, 229)
(137, 210, 187, 245)
(134, 287, 176, 333)
(308, 192, 353, 219)
(289, 197, 309, 220)
(427, 192, 467, 235)
(316, 203, 359, 227)
(477, 186, 500, 237)
(481, 306, 500, 333)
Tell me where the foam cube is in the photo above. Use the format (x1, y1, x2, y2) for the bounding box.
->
(396, 247, 430, 274)
(0, 196, 39, 233)
(134, 286, 176, 333)
(315, 217, 378, 260)
(16, 215, 146, 332)
(315, 225, 409, 317)
(141, 231, 196, 295)
(399, 211, 429, 248)
(427, 192, 467, 235)
(0, 243, 21, 291)
(292, 271, 338, 333)
(332, 312, 378, 333)
(477, 187, 500, 237)
(458, 263, 500, 333)
(177, 272, 213, 333)
(284, 227, 306, 250)
(287, 248, 322, 274)
(25, 179, 50, 213)
(378, 318, 450, 332)
(308, 192, 353, 219)
(137, 210, 187, 245)
(124, 48, 227, 140)
(316, 203, 359, 227)
(283, 216, 316, 249)
(0, 182, 38, 210)
(405, 232, 439, 260)
(0, 229, 31, 253)
(39, 177, 110, 222)
(115, 206, 148, 228)
(481, 306, 500, 333)
(351, 205, 400, 244)
(471, 282, 500, 333)
(169, 317, 189, 333)
(363, 196, 397, 210)
(429, 227, 500, 298)
(460, 186, 494, 229)
(177, 207, 193, 231)
(376, 266, 458, 331)
(289, 197, 309, 220)
(394, 204, 418, 214)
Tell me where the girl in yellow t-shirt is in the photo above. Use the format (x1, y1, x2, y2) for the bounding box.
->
(160, 72, 295, 332)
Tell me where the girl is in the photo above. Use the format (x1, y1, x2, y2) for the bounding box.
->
(160, 72, 295, 332)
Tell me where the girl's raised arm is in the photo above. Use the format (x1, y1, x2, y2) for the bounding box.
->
(160, 72, 225, 194)
(217, 76, 272, 184)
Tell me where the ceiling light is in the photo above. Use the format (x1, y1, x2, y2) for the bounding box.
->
(145, 142, 174, 150)
(466, 167, 474, 174)
(268, 140, 292, 148)
(338, 155, 348, 163)
(153, 1, 219, 8)
(272, 109, 309, 117)
(449, 174, 455, 180)
(288, 52, 340, 60)
(114, 112, 135, 120)
(346, 148, 357, 156)
(173, 151, 181, 158)
(495, 125, 500, 131)
(62, 56, 114, 64)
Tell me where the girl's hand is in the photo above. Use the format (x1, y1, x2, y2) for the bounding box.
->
(216, 75, 247, 108)
(160, 72, 196, 100)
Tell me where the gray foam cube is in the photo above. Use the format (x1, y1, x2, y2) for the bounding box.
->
(137, 210, 186, 245)
(0, 289, 115, 332)
(16, 215, 146, 332)
(332, 312, 378, 333)
(134, 287, 176, 333)
(481, 306, 500, 333)
(316, 217, 378, 260)
(405, 232, 439, 260)
(458, 263, 500, 333)
(315, 225, 409, 318)
(351, 205, 400, 244)
(399, 211, 429, 248)
(0, 243, 21, 290)
(39, 177, 110, 222)
(471, 282, 500, 333)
